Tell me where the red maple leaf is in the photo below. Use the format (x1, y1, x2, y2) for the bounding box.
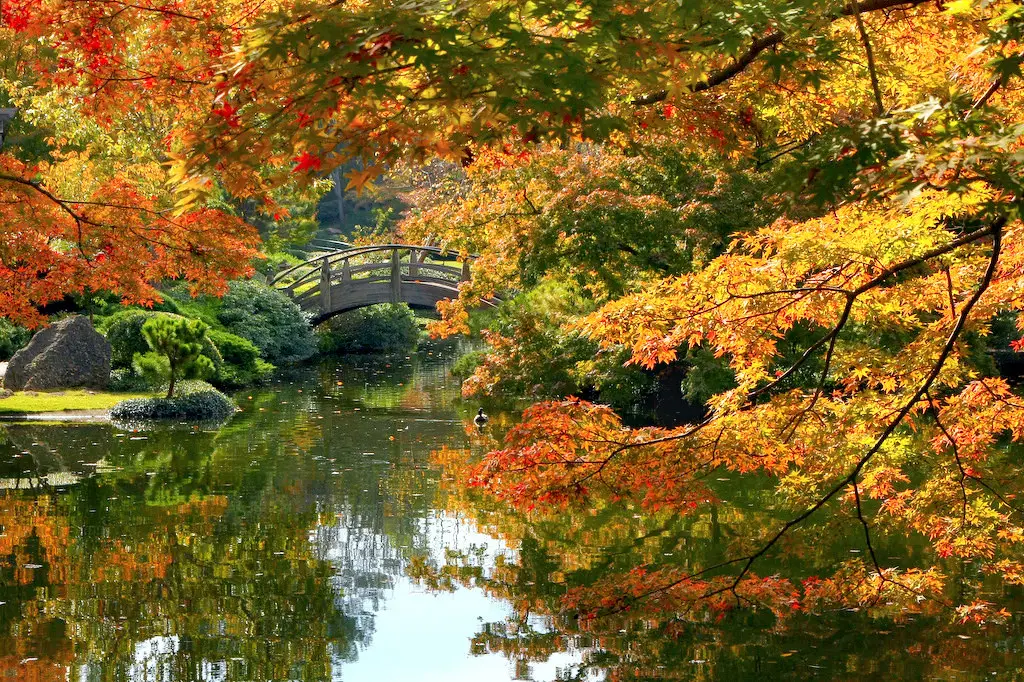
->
(211, 102, 240, 128)
(292, 151, 322, 173)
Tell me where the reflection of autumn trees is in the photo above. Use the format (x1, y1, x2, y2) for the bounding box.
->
(0, 422, 357, 680)
(426, 444, 1024, 680)
(0, 496, 74, 682)
(0, 351, 471, 680)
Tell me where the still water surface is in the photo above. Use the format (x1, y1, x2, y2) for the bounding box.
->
(1, 345, 1022, 681)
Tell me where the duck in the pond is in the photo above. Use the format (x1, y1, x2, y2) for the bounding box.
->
(474, 408, 489, 426)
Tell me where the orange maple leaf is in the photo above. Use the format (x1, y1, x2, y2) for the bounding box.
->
(345, 164, 383, 193)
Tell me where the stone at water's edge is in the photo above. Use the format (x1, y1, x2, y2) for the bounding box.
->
(3, 316, 111, 391)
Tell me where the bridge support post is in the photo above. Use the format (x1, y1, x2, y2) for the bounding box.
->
(341, 258, 351, 282)
(408, 248, 418, 278)
(391, 249, 401, 303)
(320, 257, 332, 313)
(461, 259, 471, 282)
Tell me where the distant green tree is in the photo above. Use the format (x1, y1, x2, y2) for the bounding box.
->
(133, 317, 215, 398)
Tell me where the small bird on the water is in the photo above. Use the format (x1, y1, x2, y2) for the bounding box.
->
(474, 408, 489, 426)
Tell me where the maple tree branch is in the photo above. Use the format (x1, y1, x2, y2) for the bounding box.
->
(945, 267, 957, 317)
(578, 221, 1000, 480)
(968, 49, 1024, 116)
(0, 173, 191, 227)
(0, 172, 97, 258)
(780, 318, 843, 442)
(926, 389, 969, 531)
(978, 377, 1024, 410)
(752, 222, 996, 402)
(928, 388, 1024, 519)
(630, 0, 930, 106)
(851, 476, 949, 613)
(851, 476, 887, 604)
(68, 0, 204, 22)
(706, 220, 1002, 602)
(0, 173, 99, 229)
(851, 0, 885, 116)
(597, 219, 1004, 617)
(756, 135, 819, 168)
(0, 172, 211, 255)
(971, 77, 1004, 114)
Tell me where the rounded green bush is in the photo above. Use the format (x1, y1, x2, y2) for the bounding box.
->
(100, 309, 154, 369)
(317, 303, 420, 354)
(110, 381, 235, 422)
(101, 308, 276, 389)
(208, 328, 261, 366)
(450, 349, 485, 379)
(217, 280, 316, 364)
(207, 328, 275, 388)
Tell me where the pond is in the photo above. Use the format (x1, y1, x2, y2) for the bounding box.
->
(0, 344, 1021, 681)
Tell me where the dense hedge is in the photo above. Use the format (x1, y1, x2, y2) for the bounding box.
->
(95, 276, 317, 391)
(317, 303, 420, 354)
(101, 309, 153, 368)
(110, 381, 235, 422)
(218, 280, 316, 364)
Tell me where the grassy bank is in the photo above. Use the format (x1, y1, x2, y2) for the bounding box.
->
(0, 390, 155, 415)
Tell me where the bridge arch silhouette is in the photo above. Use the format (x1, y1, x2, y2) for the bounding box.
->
(271, 243, 498, 324)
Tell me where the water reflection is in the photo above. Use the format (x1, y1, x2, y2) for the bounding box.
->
(0, 345, 548, 681)
(424, 445, 1024, 681)
(2, 345, 1023, 681)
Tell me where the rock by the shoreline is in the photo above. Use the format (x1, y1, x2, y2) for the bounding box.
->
(3, 316, 111, 391)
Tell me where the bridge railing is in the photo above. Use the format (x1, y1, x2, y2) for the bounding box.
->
(272, 244, 481, 316)
(272, 244, 474, 290)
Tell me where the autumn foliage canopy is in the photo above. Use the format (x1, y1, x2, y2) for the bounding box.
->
(4, 0, 1024, 629)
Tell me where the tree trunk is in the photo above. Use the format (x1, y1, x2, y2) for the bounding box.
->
(332, 168, 345, 229)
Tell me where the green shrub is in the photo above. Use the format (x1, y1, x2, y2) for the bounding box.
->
(0, 319, 32, 361)
(148, 296, 183, 316)
(108, 368, 152, 392)
(133, 316, 215, 398)
(100, 309, 154, 368)
(111, 381, 235, 422)
(217, 280, 316, 364)
(255, 250, 303, 279)
(318, 303, 420, 354)
(207, 329, 275, 388)
(207, 328, 260, 366)
(160, 283, 223, 326)
(450, 350, 486, 379)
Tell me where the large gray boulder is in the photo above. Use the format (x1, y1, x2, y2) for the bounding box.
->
(4, 316, 111, 391)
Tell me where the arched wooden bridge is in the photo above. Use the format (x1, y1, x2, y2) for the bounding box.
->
(271, 243, 497, 323)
